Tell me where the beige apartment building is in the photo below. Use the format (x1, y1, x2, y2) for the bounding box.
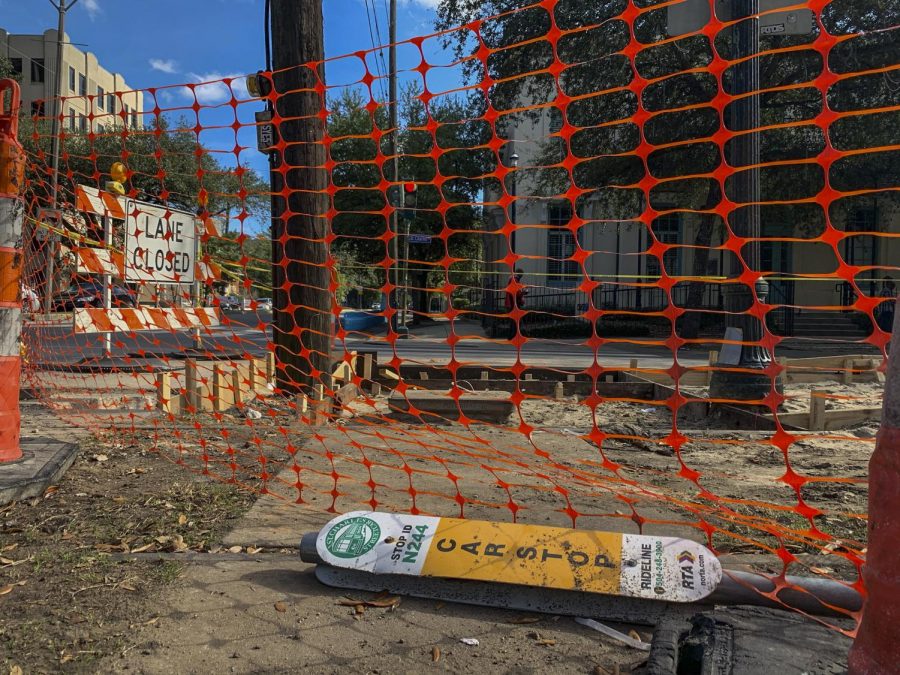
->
(0, 27, 143, 133)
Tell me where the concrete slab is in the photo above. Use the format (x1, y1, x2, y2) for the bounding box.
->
(0, 437, 80, 505)
(388, 389, 515, 423)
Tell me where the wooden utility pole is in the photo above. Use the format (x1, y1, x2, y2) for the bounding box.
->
(270, 0, 332, 393)
(387, 0, 407, 336)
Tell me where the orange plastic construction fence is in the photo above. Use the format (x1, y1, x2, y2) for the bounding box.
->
(16, 0, 899, 635)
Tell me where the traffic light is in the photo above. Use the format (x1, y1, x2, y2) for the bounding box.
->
(400, 182, 417, 220)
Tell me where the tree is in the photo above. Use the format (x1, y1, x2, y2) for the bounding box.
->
(18, 112, 270, 300)
(326, 84, 488, 313)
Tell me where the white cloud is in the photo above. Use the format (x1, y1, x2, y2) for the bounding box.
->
(82, 0, 101, 20)
(183, 72, 250, 105)
(149, 58, 178, 74)
(404, 0, 440, 7)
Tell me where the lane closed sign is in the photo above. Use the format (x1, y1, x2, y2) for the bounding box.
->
(124, 199, 196, 283)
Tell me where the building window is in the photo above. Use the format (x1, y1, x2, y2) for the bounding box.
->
(69, 66, 76, 91)
(548, 108, 563, 134)
(79, 114, 87, 132)
(131, 111, 138, 128)
(547, 202, 578, 287)
(97, 123, 105, 134)
(31, 58, 45, 83)
(68, 108, 76, 131)
(31, 101, 45, 118)
(79, 74, 86, 96)
(124, 104, 130, 126)
(108, 93, 115, 114)
(97, 86, 105, 110)
(10, 58, 22, 76)
(649, 213, 681, 277)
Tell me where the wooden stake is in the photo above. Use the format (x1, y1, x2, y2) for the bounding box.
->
(629, 358, 638, 371)
(266, 351, 276, 383)
(481, 371, 489, 381)
(231, 365, 244, 407)
(370, 382, 381, 397)
(419, 371, 429, 381)
(566, 374, 575, 383)
(213, 364, 227, 412)
(842, 358, 853, 385)
(554, 381, 564, 400)
(706, 350, 717, 386)
(184, 360, 199, 414)
(156, 372, 172, 414)
(361, 353, 373, 381)
(810, 390, 827, 431)
(313, 383, 327, 425)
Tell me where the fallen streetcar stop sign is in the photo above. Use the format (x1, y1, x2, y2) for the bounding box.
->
(314, 511, 722, 603)
(125, 199, 196, 283)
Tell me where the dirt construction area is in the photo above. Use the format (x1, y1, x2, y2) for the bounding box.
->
(0, 371, 877, 673)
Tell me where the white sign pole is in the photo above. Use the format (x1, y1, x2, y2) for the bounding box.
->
(192, 218, 202, 350)
(103, 213, 113, 358)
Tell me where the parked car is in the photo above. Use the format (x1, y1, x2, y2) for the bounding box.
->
(257, 297, 272, 311)
(217, 294, 242, 311)
(52, 280, 136, 311)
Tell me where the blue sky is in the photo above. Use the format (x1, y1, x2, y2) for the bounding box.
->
(1, 0, 456, 232)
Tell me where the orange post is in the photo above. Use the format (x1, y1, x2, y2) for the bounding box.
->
(0, 79, 24, 462)
(849, 304, 900, 673)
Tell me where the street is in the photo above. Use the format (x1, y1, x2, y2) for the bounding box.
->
(23, 311, 711, 369)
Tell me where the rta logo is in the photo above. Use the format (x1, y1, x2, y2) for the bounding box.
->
(678, 550, 696, 589)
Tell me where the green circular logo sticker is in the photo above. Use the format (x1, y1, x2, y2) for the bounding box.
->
(323, 516, 382, 559)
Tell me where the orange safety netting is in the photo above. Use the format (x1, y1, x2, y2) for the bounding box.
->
(15, 0, 899, 634)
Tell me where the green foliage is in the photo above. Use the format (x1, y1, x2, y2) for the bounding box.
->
(327, 84, 487, 308)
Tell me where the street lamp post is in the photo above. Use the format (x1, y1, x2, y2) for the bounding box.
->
(44, 0, 79, 316)
(509, 149, 519, 258)
(708, 0, 781, 401)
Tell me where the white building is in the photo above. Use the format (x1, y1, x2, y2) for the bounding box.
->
(1, 27, 143, 133)
(481, 103, 899, 337)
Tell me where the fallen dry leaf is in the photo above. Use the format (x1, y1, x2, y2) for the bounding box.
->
(364, 596, 401, 608)
(144, 617, 159, 626)
(508, 616, 542, 624)
(627, 629, 643, 643)
(434, 601, 445, 610)
(1, 543, 17, 553)
(129, 543, 155, 554)
(246, 546, 262, 555)
(92, 454, 109, 462)
(354, 604, 366, 615)
(43, 485, 59, 498)
(536, 639, 557, 647)
(336, 598, 365, 607)
(10, 665, 23, 675)
(228, 545, 242, 554)
(118, 582, 137, 592)
(0, 557, 15, 565)
(177, 514, 187, 526)
(432, 646, 441, 662)
(112, 496, 127, 503)
(274, 601, 287, 613)
(0, 585, 14, 596)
